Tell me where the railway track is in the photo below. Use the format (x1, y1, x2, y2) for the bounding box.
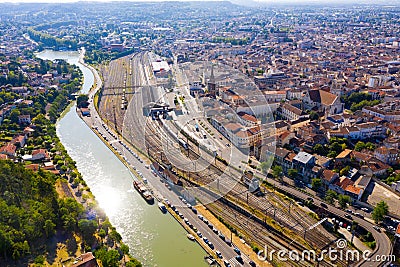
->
(100, 52, 353, 267)
(142, 119, 351, 265)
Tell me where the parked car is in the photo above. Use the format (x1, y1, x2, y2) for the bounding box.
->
(373, 226, 381, 232)
(216, 251, 222, 258)
(235, 255, 244, 264)
(224, 260, 231, 267)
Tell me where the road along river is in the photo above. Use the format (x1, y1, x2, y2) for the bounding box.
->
(37, 50, 208, 267)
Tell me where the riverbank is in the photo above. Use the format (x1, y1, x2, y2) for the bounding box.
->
(56, 51, 207, 267)
(77, 77, 216, 264)
(31, 51, 142, 267)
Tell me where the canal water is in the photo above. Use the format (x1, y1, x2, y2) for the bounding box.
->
(37, 50, 207, 267)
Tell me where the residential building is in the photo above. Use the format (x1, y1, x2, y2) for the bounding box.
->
(362, 101, 400, 122)
(278, 103, 308, 122)
(374, 146, 400, 165)
(31, 149, 49, 161)
(18, 114, 31, 125)
(0, 143, 17, 157)
(71, 252, 99, 267)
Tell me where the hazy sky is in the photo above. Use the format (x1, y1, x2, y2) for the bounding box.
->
(0, 0, 398, 3)
(0, 0, 381, 2)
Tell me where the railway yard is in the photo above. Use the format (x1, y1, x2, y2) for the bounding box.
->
(96, 52, 391, 267)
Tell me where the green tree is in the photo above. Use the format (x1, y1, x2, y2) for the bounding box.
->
(126, 259, 142, 267)
(9, 109, 20, 124)
(372, 201, 389, 223)
(365, 142, 376, 151)
(259, 161, 270, 174)
(287, 168, 298, 178)
(109, 229, 122, 245)
(311, 178, 323, 191)
(313, 144, 327, 155)
(325, 190, 338, 204)
(272, 165, 283, 179)
(330, 142, 343, 154)
(96, 248, 120, 267)
(340, 166, 350, 177)
(338, 195, 352, 209)
(77, 94, 89, 108)
(78, 219, 98, 245)
(44, 219, 56, 238)
(120, 244, 129, 255)
(309, 111, 319, 121)
(354, 141, 366, 152)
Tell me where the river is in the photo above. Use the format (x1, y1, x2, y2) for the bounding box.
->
(36, 50, 207, 267)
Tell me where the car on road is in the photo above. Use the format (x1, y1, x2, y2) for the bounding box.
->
(345, 214, 352, 219)
(208, 241, 214, 249)
(234, 247, 241, 255)
(225, 239, 232, 246)
(203, 237, 209, 244)
(321, 202, 328, 208)
(197, 231, 202, 238)
(346, 209, 353, 214)
(192, 207, 197, 214)
(296, 201, 304, 206)
(198, 214, 204, 220)
(361, 207, 369, 212)
(213, 227, 219, 234)
(249, 261, 256, 267)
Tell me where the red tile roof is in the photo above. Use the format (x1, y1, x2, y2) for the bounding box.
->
(71, 252, 98, 267)
(0, 143, 16, 156)
(322, 169, 337, 183)
(345, 185, 362, 195)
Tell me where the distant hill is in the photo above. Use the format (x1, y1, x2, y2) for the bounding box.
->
(230, 0, 400, 6)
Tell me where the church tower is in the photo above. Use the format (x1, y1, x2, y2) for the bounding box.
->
(208, 64, 217, 97)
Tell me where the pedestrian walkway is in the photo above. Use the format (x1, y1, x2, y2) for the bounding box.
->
(338, 228, 372, 253)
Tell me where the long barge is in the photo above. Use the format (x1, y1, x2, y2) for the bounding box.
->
(133, 180, 154, 204)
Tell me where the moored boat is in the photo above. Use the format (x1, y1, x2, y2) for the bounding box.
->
(133, 180, 154, 204)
